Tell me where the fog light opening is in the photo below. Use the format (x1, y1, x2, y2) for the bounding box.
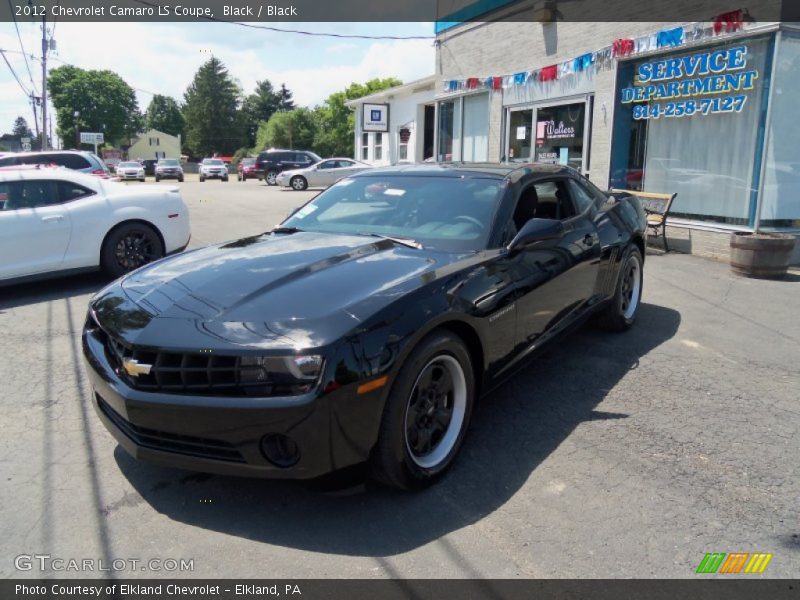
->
(261, 433, 300, 468)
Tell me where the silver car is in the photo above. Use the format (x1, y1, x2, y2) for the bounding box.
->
(116, 161, 146, 182)
(276, 158, 372, 190)
(199, 158, 229, 182)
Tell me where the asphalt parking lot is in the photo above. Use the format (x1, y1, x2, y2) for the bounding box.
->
(1, 178, 798, 579)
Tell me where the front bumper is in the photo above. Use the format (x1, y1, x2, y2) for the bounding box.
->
(201, 170, 228, 179)
(82, 327, 348, 479)
(119, 172, 144, 180)
(156, 171, 183, 179)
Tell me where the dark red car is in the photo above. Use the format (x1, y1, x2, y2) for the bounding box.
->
(237, 157, 257, 182)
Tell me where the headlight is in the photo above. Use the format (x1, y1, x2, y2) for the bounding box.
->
(239, 355, 324, 394)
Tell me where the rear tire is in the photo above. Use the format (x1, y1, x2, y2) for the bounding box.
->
(100, 222, 164, 279)
(371, 331, 475, 490)
(595, 245, 643, 332)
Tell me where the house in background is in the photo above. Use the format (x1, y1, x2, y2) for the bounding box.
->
(0, 134, 24, 153)
(127, 129, 181, 161)
(346, 75, 436, 166)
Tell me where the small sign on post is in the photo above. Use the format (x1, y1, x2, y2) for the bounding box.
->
(80, 132, 104, 155)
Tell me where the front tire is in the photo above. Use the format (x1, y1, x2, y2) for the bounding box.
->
(290, 175, 308, 191)
(222, 176, 229, 182)
(596, 244, 643, 331)
(100, 222, 164, 279)
(371, 331, 475, 490)
(199, 176, 205, 182)
(266, 171, 278, 186)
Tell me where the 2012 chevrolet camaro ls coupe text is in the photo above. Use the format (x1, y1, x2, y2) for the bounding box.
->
(83, 164, 647, 490)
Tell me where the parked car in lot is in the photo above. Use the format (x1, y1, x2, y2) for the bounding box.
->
(82, 163, 646, 490)
(0, 150, 112, 178)
(276, 158, 372, 190)
(237, 157, 257, 181)
(199, 158, 229, 182)
(140, 159, 158, 177)
(116, 161, 146, 182)
(155, 158, 184, 182)
(0, 167, 191, 284)
(255, 149, 321, 185)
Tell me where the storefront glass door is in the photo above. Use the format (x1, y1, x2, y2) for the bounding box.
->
(506, 97, 591, 172)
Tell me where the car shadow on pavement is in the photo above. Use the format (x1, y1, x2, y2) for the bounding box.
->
(0, 272, 108, 311)
(115, 302, 681, 556)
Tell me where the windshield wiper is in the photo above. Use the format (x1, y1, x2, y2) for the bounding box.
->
(270, 226, 304, 234)
(361, 232, 423, 250)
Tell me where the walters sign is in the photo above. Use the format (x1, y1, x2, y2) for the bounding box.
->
(621, 45, 758, 120)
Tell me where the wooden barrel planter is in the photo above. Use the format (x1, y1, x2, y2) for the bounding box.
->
(730, 232, 797, 279)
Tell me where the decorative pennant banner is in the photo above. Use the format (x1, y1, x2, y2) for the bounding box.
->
(437, 12, 751, 95)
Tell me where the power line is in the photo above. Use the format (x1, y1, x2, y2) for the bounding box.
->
(131, 0, 434, 40)
(0, 48, 31, 97)
(8, 0, 37, 94)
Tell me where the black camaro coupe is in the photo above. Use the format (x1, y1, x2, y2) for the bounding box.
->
(83, 164, 647, 489)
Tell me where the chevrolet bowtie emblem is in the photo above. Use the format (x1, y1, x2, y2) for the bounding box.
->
(122, 358, 152, 377)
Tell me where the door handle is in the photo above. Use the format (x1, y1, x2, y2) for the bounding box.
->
(583, 234, 594, 246)
(41, 215, 64, 223)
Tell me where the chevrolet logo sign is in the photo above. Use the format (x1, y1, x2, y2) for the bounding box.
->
(122, 358, 152, 377)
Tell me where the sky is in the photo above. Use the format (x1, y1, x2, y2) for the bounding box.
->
(0, 21, 435, 141)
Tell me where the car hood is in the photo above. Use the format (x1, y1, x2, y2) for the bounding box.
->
(92, 232, 466, 351)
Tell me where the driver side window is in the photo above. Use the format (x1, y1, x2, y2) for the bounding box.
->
(504, 178, 576, 243)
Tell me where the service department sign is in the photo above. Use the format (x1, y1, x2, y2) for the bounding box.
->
(362, 103, 389, 132)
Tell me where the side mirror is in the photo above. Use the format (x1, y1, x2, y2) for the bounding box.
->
(508, 218, 564, 253)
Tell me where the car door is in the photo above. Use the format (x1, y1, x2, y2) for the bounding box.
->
(311, 160, 338, 186)
(0, 179, 73, 280)
(507, 177, 601, 347)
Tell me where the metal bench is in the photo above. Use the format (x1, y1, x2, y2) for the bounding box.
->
(611, 189, 677, 252)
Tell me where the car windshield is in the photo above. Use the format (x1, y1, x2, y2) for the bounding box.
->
(281, 175, 504, 252)
(159, 159, 179, 166)
(204, 159, 224, 166)
(118, 162, 140, 168)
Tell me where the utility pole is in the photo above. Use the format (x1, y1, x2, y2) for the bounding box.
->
(30, 94, 40, 139)
(40, 11, 48, 151)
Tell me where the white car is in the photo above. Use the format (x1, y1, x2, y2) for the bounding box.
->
(198, 158, 229, 182)
(0, 167, 191, 284)
(276, 158, 372, 190)
(116, 161, 146, 182)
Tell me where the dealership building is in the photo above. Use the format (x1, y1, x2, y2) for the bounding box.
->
(352, 7, 799, 262)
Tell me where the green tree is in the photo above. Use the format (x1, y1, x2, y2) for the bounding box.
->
(313, 77, 401, 158)
(255, 108, 316, 151)
(241, 80, 282, 147)
(145, 94, 185, 138)
(182, 58, 245, 156)
(276, 83, 295, 112)
(47, 65, 142, 147)
(12, 116, 34, 139)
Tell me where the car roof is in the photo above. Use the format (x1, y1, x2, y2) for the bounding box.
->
(0, 150, 94, 158)
(0, 165, 101, 185)
(350, 162, 577, 182)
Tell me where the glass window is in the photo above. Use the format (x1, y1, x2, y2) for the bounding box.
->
(462, 94, 489, 162)
(317, 160, 337, 169)
(610, 35, 772, 226)
(0, 182, 8, 210)
(437, 100, 462, 161)
(361, 133, 369, 161)
(534, 102, 585, 170)
(282, 175, 504, 252)
(59, 181, 94, 202)
(759, 33, 800, 229)
(567, 179, 595, 213)
(374, 133, 383, 161)
(508, 109, 533, 162)
(1, 180, 60, 210)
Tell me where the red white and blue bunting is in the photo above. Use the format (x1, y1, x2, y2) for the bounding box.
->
(440, 10, 751, 94)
